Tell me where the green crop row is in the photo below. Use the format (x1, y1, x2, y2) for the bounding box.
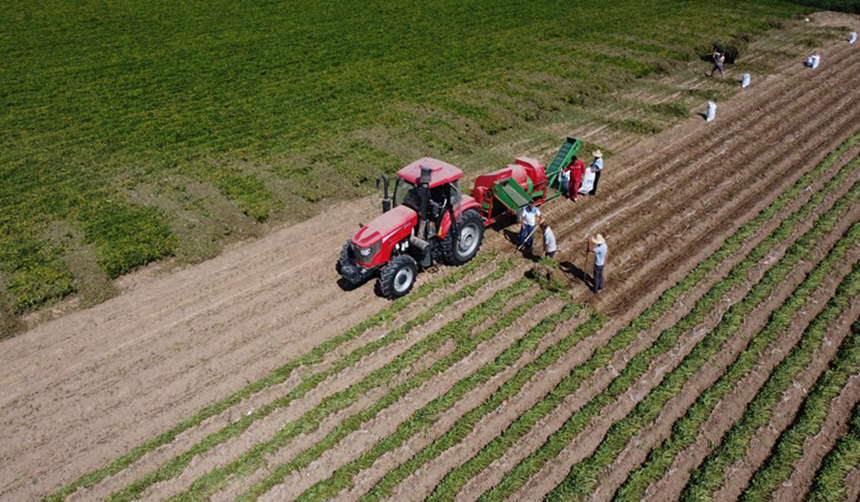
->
(741, 289, 860, 502)
(237, 287, 556, 501)
(547, 169, 860, 502)
(289, 301, 597, 501)
(46, 253, 499, 502)
(171, 277, 534, 501)
(679, 249, 860, 500)
(805, 393, 860, 502)
(478, 141, 860, 500)
(613, 161, 860, 501)
(615, 228, 860, 501)
(425, 131, 860, 502)
(307, 309, 610, 502)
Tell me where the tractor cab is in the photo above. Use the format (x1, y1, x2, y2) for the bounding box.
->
(392, 160, 464, 239)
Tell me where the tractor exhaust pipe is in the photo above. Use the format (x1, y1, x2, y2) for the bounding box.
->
(377, 174, 391, 213)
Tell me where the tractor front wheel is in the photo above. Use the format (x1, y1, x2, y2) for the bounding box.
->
(442, 209, 484, 265)
(379, 254, 418, 299)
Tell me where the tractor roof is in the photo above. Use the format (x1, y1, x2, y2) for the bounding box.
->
(397, 158, 463, 187)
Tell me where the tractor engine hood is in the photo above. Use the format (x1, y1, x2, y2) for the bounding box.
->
(351, 205, 418, 265)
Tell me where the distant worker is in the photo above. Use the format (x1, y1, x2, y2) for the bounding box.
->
(710, 50, 725, 78)
(568, 155, 585, 201)
(588, 150, 603, 196)
(519, 199, 542, 256)
(540, 222, 557, 259)
(586, 233, 608, 294)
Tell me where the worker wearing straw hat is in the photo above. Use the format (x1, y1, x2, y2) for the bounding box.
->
(586, 233, 608, 293)
(588, 150, 604, 196)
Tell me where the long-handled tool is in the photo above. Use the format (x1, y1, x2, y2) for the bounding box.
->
(517, 226, 539, 251)
(583, 239, 590, 284)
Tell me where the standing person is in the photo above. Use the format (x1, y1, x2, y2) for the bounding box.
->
(540, 222, 557, 259)
(710, 50, 725, 78)
(568, 155, 585, 201)
(560, 166, 571, 196)
(586, 233, 608, 293)
(519, 200, 542, 256)
(588, 150, 603, 196)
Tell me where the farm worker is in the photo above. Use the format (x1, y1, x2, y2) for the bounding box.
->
(519, 200, 542, 255)
(586, 233, 608, 294)
(588, 150, 603, 196)
(568, 156, 585, 201)
(561, 167, 571, 195)
(540, 222, 557, 259)
(710, 50, 725, 78)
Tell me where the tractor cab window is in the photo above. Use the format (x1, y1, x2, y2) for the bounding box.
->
(449, 180, 462, 206)
(393, 178, 419, 210)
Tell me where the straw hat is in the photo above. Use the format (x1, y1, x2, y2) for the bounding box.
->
(592, 150, 603, 158)
(591, 234, 605, 245)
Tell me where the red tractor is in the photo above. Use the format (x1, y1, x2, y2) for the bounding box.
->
(338, 138, 581, 298)
(337, 158, 485, 298)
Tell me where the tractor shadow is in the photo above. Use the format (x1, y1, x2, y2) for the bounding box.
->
(559, 260, 591, 286)
(336, 277, 365, 292)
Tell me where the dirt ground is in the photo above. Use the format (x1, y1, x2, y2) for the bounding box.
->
(2, 12, 859, 502)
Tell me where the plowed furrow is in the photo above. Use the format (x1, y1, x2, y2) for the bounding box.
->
(152, 277, 537, 502)
(211, 293, 564, 501)
(473, 156, 860, 502)
(57, 260, 523, 502)
(613, 220, 860, 502)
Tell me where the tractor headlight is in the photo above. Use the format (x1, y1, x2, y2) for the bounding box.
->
(353, 241, 380, 264)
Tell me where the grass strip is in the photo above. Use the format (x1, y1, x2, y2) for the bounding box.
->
(170, 275, 533, 501)
(805, 394, 860, 502)
(546, 170, 860, 502)
(613, 221, 860, 501)
(88, 254, 506, 502)
(295, 304, 605, 502)
(426, 132, 860, 502)
(680, 267, 860, 500)
(741, 304, 860, 501)
(237, 287, 557, 501)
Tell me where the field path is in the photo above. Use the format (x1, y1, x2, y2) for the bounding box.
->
(2, 16, 860, 502)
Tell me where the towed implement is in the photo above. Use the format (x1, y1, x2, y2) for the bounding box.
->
(337, 138, 581, 298)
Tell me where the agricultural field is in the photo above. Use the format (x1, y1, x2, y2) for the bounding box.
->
(1, 8, 860, 502)
(3, 0, 856, 333)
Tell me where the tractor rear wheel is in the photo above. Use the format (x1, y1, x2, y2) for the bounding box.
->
(379, 254, 418, 299)
(442, 209, 484, 265)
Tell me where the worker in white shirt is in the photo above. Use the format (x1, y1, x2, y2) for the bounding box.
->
(540, 222, 556, 259)
(586, 233, 608, 293)
(519, 200, 542, 255)
(588, 150, 604, 196)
